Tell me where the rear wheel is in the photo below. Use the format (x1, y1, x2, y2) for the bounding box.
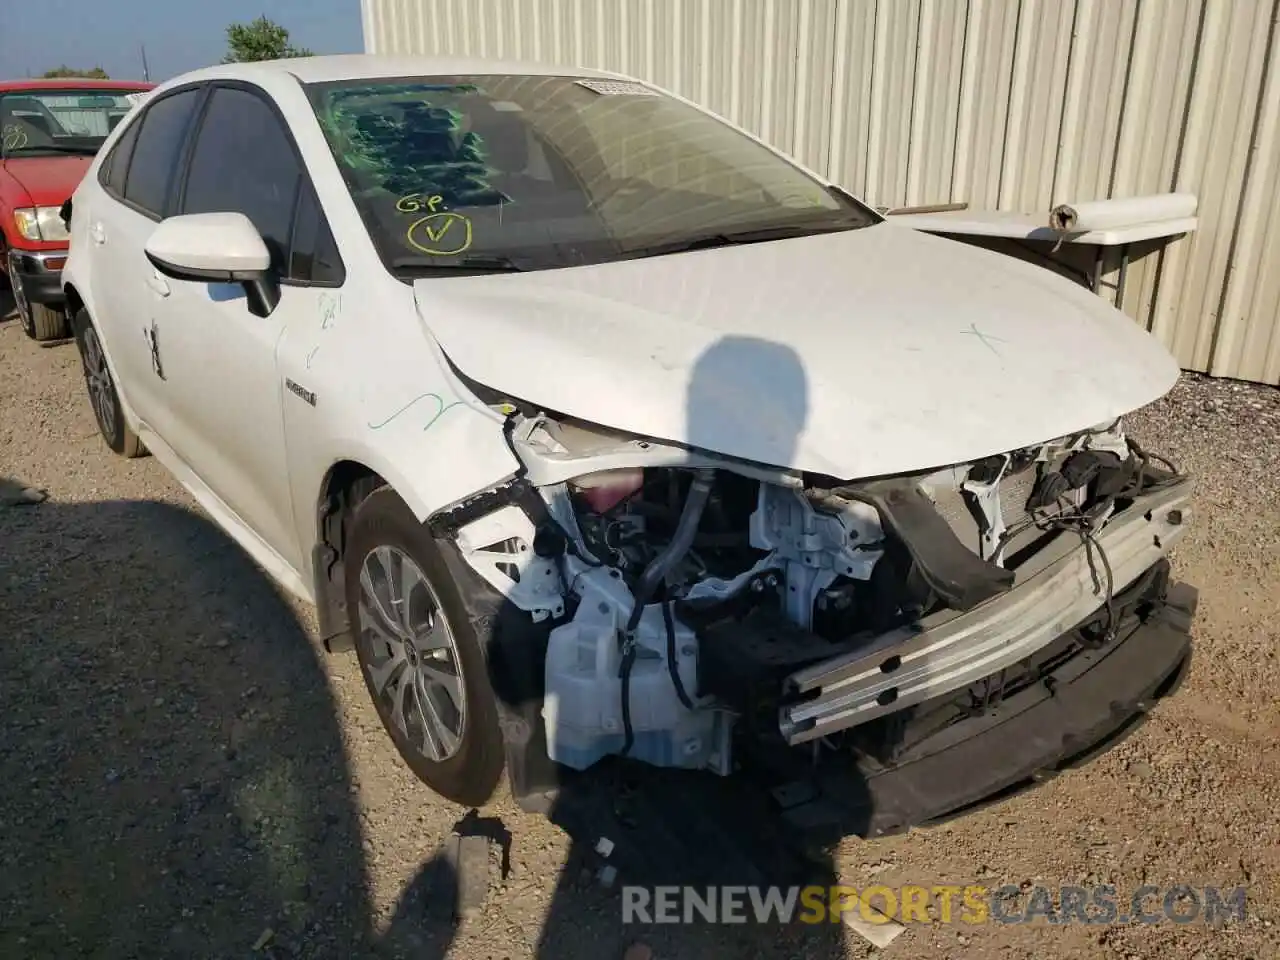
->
(6, 256, 68, 341)
(71, 308, 145, 458)
(344, 488, 505, 807)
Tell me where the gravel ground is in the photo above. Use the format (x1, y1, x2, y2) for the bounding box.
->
(1, 291, 1278, 960)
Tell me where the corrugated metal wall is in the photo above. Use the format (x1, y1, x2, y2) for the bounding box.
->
(362, 0, 1280, 385)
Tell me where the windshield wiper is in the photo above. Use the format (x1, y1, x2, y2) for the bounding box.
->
(392, 254, 528, 274)
(623, 218, 872, 261)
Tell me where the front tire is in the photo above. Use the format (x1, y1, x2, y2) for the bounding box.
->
(344, 488, 504, 807)
(6, 256, 68, 341)
(71, 308, 145, 458)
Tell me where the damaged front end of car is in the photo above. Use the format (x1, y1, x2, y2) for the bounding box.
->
(429, 399, 1196, 839)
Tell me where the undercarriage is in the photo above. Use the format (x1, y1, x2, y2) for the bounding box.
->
(431, 406, 1197, 836)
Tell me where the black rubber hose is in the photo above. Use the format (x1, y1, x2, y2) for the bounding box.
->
(623, 468, 716, 636)
(618, 644, 638, 757)
(663, 599, 695, 710)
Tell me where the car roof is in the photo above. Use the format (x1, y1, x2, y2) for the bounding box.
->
(156, 53, 623, 89)
(0, 78, 155, 92)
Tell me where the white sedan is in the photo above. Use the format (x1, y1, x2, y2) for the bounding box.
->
(62, 55, 1197, 835)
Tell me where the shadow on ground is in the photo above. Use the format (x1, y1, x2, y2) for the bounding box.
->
(0, 483, 464, 959)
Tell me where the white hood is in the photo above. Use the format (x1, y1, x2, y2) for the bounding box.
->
(415, 222, 1179, 480)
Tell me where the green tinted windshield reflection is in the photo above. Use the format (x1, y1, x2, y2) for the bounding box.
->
(307, 75, 877, 275)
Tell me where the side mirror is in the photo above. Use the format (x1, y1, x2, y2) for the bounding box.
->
(145, 212, 280, 318)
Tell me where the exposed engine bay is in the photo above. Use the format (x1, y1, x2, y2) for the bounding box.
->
(445, 407, 1193, 784)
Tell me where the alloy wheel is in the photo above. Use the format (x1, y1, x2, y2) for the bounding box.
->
(357, 545, 468, 763)
(80, 325, 117, 437)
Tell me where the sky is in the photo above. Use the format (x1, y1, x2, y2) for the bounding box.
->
(0, 0, 363, 83)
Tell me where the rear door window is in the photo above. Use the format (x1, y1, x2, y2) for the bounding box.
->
(122, 88, 202, 217)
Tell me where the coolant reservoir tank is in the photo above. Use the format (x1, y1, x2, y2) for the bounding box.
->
(569, 468, 644, 514)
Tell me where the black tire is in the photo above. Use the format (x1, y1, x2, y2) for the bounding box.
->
(71, 308, 146, 458)
(27, 302, 70, 341)
(344, 488, 505, 807)
(6, 255, 68, 341)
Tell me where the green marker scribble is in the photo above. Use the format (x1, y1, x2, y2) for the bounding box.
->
(366, 393, 465, 432)
(317, 84, 506, 207)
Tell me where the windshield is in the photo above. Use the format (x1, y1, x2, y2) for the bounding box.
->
(306, 75, 879, 275)
(0, 88, 143, 158)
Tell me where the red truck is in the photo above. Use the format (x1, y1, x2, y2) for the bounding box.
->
(2, 78, 154, 340)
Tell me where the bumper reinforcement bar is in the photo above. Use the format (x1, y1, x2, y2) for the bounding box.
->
(772, 570, 1197, 838)
(780, 478, 1193, 744)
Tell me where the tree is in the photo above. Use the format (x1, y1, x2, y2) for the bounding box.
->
(222, 16, 314, 63)
(42, 65, 110, 79)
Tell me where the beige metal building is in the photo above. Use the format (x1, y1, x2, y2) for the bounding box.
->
(360, 0, 1280, 385)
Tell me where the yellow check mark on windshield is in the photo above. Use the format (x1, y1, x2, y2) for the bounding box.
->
(407, 212, 474, 256)
(423, 219, 454, 243)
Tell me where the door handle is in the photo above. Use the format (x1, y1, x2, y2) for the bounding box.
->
(145, 272, 170, 297)
(89, 221, 106, 245)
